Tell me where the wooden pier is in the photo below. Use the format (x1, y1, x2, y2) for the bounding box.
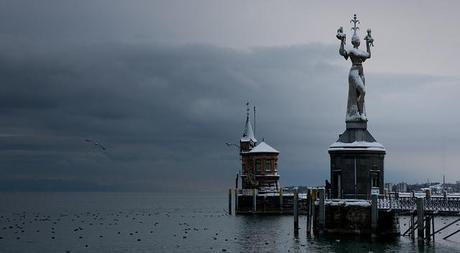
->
(385, 193, 460, 241)
(377, 194, 460, 214)
(229, 188, 310, 215)
(229, 188, 460, 240)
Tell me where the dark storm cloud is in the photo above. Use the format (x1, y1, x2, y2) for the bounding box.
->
(0, 42, 337, 191)
(0, 41, 458, 191)
(2, 0, 460, 192)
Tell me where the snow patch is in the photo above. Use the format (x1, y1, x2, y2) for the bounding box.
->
(249, 141, 279, 154)
(325, 199, 371, 207)
(328, 141, 385, 151)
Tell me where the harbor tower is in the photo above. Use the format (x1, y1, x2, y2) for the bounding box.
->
(239, 105, 280, 192)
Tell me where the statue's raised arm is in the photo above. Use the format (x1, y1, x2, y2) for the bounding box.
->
(364, 29, 374, 59)
(336, 26, 348, 59)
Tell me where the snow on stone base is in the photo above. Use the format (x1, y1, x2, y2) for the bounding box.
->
(325, 199, 371, 207)
(328, 141, 385, 151)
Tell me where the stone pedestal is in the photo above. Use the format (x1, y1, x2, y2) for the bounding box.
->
(313, 200, 400, 237)
(328, 120, 385, 199)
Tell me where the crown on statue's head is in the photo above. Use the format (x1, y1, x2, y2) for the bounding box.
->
(350, 14, 361, 45)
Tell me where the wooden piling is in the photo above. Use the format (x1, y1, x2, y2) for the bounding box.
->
(425, 189, 431, 199)
(311, 189, 316, 234)
(417, 197, 425, 240)
(410, 211, 415, 240)
(234, 188, 239, 214)
(263, 195, 266, 212)
(425, 215, 431, 242)
(371, 194, 378, 234)
(318, 188, 325, 233)
(293, 189, 299, 232)
(228, 188, 232, 215)
(306, 189, 312, 236)
(252, 188, 257, 213)
(389, 194, 392, 209)
(279, 189, 283, 213)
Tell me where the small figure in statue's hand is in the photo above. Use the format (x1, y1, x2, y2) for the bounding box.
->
(336, 26, 346, 42)
(364, 29, 374, 47)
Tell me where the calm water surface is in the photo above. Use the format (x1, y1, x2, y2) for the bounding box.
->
(0, 192, 459, 253)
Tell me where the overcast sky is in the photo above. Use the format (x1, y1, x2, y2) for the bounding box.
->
(1, 0, 460, 192)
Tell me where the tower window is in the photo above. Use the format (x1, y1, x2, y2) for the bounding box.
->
(265, 160, 271, 172)
(255, 160, 261, 174)
(371, 173, 380, 187)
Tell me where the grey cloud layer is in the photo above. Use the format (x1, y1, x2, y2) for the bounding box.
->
(0, 42, 458, 191)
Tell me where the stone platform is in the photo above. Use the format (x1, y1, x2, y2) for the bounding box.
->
(329, 120, 385, 199)
(313, 199, 400, 237)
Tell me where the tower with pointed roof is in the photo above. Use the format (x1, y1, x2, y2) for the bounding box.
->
(239, 104, 280, 192)
(240, 102, 257, 153)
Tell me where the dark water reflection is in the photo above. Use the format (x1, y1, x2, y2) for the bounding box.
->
(0, 192, 458, 252)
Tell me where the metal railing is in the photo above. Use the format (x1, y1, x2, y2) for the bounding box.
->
(377, 195, 460, 212)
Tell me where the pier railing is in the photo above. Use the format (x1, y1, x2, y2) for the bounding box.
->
(230, 188, 460, 241)
(231, 188, 460, 215)
(377, 194, 460, 213)
(232, 188, 310, 214)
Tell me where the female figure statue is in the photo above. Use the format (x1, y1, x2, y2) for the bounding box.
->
(336, 15, 374, 122)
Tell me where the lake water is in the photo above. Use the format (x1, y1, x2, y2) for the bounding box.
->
(0, 192, 459, 253)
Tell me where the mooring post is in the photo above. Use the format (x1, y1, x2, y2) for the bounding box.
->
(279, 188, 283, 213)
(252, 188, 257, 214)
(234, 188, 239, 214)
(228, 188, 232, 215)
(371, 194, 378, 234)
(318, 188, 325, 234)
(293, 188, 299, 232)
(306, 188, 312, 236)
(424, 190, 431, 242)
(425, 215, 431, 242)
(311, 189, 317, 234)
(410, 211, 415, 240)
(263, 195, 266, 212)
(417, 197, 425, 241)
(425, 189, 431, 199)
(389, 193, 392, 209)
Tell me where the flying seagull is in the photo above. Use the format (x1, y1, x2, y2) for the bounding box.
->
(94, 142, 106, 151)
(84, 139, 107, 151)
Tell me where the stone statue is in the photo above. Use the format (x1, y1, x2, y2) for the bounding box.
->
(336, 14, 374, 122)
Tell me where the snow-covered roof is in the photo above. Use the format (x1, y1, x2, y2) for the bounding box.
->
(241, 114, 257, 143)
(328, 141, 385, 151)
(249, 141, 279, 154)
